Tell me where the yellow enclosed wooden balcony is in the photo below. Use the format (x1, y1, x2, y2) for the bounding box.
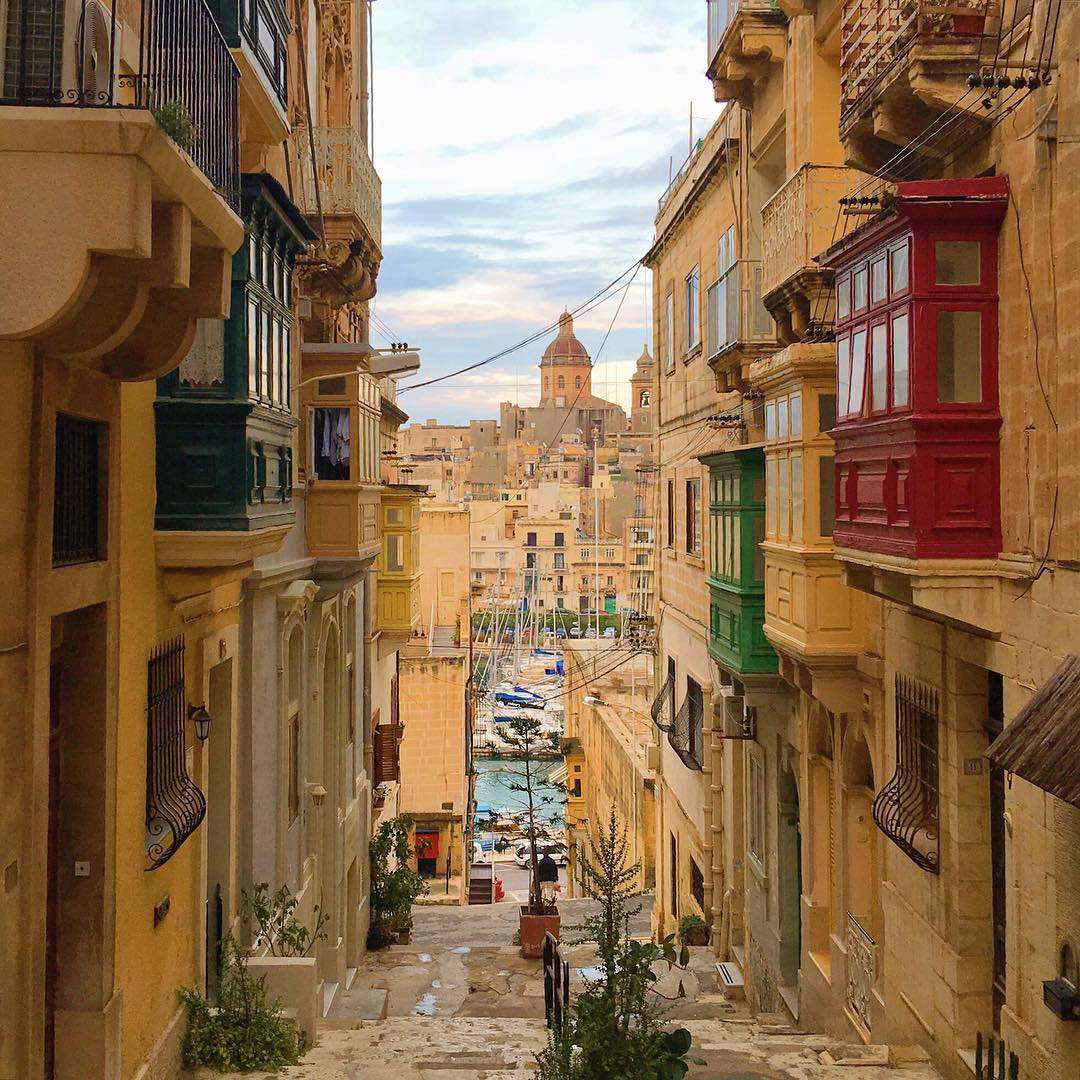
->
(301, 343, 383, 562)
(750, 344, 868, 714)
(761, 165, 855, 339)
(377, 486, 424, 643)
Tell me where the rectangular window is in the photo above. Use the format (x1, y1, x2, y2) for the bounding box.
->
(819, 456, 835, 538)
(312, 408, 350, 479)
(819, 392, 836, 434)
(837, 273, 851, 320)
(853, 265, 868, 311)
(766, 457, 778, 538)
(670, 833, 678, 917)
(937, 310, 982, 402)
(526, 531, 537, 546)
(385, 534, 404, 572)
(53, 413, 105, 566)
(247, 298, 260, 397)
(935, 241, 981, 286)
(690, 857, 705, 913)
(871, 322, 888, 412)
(764, 399, 776, 441)
(837, 336, 851, 417)
(554, 532, 564, 547)
(790, 392, 802, 439)
(685, 267, 700, 351)
(687, 676, 704, 766)
(791, 453, 803, 543)
(892, 312, 910, 409)
(685, 478, 701, 554)
(849, 329, 867, 416)
(261, 309, 272, 402)
(553, 553, 565, 569)
(287, 709, 300, 824)
(890, 238, 910, 294)
(666, 479, 675, 548)
(871, 256, 887, 303)
(664, 291, 674, 372)
(778, 457, 790, 540)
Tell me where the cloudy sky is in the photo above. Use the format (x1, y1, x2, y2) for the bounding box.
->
(368, 0, 721, 425)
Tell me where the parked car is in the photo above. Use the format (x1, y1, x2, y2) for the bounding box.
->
(568, 625, 581, 638)
(603, 626, 617, 638)
(514, 841, 567, 868)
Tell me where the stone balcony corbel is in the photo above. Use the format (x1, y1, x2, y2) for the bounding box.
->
(708, 3, 788, 105)
(0, 109, 242, 379)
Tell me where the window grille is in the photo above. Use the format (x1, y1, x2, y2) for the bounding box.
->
(872, 674, 939, 872)
(651, 666, 675, 732)
(53, 413, 103, 565)
(668, 680, 704, 770)
(145, 637, 206, 870)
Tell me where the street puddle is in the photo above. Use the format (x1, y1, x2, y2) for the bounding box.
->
(450, 945, 471, 954)
(412, 992, 438, 1016)
(418, 953, 433, 963)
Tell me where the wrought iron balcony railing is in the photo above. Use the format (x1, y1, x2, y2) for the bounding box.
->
(1, 0, 240, 208)
(761, 164, 855, 301)
(293, 124, 383, 249)
(668, 691, 705, 770)
(845, 913, 876, 1033)
(839, 0, 987, 121)
(650, 669, 675, 732)
(872, 674, 940, 872)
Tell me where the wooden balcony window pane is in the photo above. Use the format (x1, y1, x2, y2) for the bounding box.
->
(935, 241, 981, 286)
(819, 456, 835, 538)
(752, 513, 765, 582)
(777, 397, 789, 441)
(819, 392, 836, 434)
(890, 240, 909, 295)
(791, 453, 804, 543)
(871, 257, 887, 303)
(837, 337, 851, 417)
(386, 534, 404, 572)
(766, 457, 778, 537)
(313, 407, 350, 480)
(247, 299, 259, 397)
(936, 310, 982, 403)
(261, 310, 272, 401)
(790, 392, 802, 439)
(871, 322, 888, 411)
(892, 312, 910, 409)
(849, 329, 867, 416)
(853, 266, 868, 311)
(837, 274, 851, 320)
(778, 457, 790, 541)
(765, 399, 776, 441)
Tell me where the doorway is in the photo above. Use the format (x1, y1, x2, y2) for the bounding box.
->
(45, 607, 108, 1078)
(777, 758, 802, 993)
(204, 659, 234, 999)
(985, 672, 1006, 1032)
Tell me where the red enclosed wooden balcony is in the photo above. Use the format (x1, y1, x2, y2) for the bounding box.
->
(822, 177, 1008, 565)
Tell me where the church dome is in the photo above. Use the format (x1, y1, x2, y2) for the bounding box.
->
(541, 311, 591, 366)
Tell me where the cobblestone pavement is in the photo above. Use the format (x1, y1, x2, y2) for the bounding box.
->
(193, 899, 944, 1079)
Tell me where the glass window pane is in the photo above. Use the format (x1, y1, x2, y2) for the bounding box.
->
(936, 241, 981, 285)
(261, 310, 272, 400)
(837, 274, 851, 320)
(778, 458, 790, 540)
(849, 329, 868, 416)
(752, 514, 764, 582)
(791, 453, 803, 543)
(313, 407, 350, 480)
(892, 312, 909, 409)
(819, 392, 836, 433)
(731, 515, 740, 580)
(891, 239, 909, 294)
(937, 310, 982, 402)
(871, 322, 888, 411)
(765, 400, 776, 441)
(837, 336, 851, 416)
(247, 298, 259, 397)
(819, 456, 835, 538)
(853, 266, 868, 311)
(790, 392, 802, 438)
(871, 257, 887, 303)
(777, 396, 789, 441)
(766, 457, 778, 537)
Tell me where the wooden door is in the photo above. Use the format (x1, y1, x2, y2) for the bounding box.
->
(45, 661, 62, 1080)
(986, 672, 1006, 1031)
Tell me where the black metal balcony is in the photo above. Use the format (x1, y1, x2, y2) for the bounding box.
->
(1, 0, 240, 208)
(208, 0, 290, 112)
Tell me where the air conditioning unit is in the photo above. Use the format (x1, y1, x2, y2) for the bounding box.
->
(78, 1, 118, 105)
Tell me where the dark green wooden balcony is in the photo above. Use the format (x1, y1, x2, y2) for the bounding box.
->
(155, 173, 315, 534)
(702, 446, 777, 677)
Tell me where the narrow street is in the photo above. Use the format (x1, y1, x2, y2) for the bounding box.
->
(197, 901, 944, 1080)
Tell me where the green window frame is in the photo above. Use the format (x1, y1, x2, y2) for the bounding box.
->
(707, 448, 766, 593)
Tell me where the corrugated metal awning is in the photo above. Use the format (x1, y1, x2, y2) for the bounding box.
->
(985, 655, 1080, 808)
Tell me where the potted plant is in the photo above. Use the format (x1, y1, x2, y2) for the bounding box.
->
(678, 912, 709, 947)
(367, 814, 426, 950)
(501, 714, 563, 957)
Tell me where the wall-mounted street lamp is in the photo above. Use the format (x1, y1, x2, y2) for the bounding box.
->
(188, 705, 213, 743)
(305, 782, 327, 808)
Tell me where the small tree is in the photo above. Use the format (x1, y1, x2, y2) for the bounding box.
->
(368, 814, 427, 948)
(241, 883, 328, 958)
(500, 713, 561, 912)
(535, 810, 698, 1080)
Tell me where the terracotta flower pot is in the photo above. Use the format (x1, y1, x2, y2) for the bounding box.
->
(519, 906, 560, 958)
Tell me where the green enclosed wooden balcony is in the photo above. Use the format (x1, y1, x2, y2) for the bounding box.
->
(155, 173, 315, 535)
(702, 447, 777, 677)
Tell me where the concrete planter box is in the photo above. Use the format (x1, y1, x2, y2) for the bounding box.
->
(519, 907, 560, 958)
(246, 955, 318, 1046)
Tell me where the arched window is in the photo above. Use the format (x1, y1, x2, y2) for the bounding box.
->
(640, 389, 651, 407)
(575, 376, 582, 389)
(557, 375, 565, 390)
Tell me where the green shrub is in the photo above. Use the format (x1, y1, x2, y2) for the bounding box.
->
(368, 814, 427, 948)
(178, 938, 302, 1072)
(151, 98, 198, 152)
(677, 913, 707, 942)
(241, 882, 327, 958)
